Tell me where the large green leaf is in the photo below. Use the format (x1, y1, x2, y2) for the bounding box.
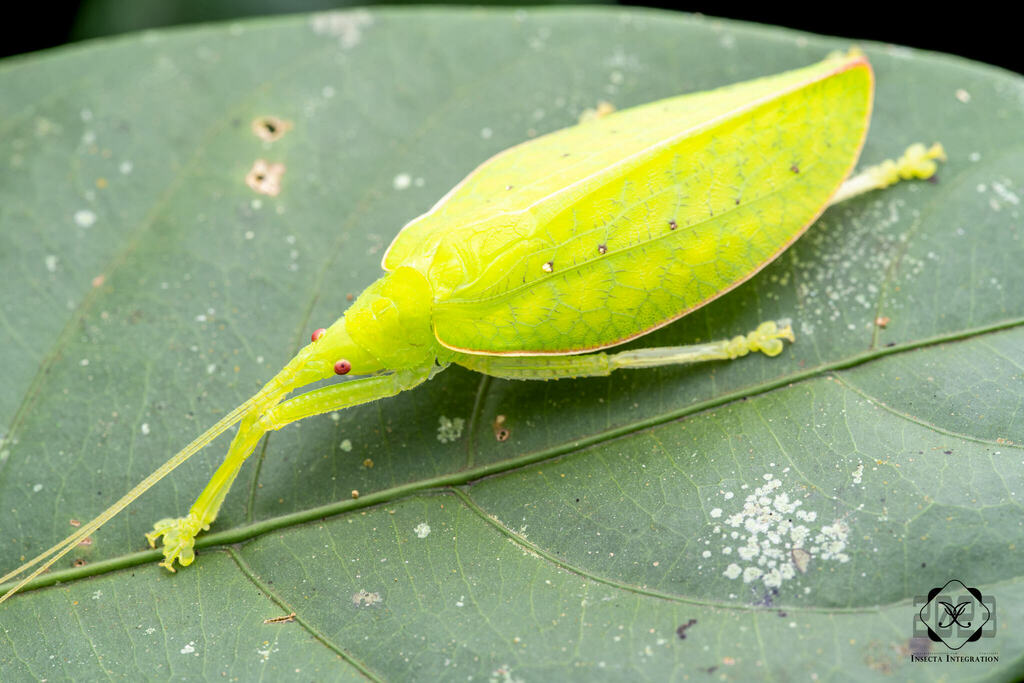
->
(2, 8, 1022, 680)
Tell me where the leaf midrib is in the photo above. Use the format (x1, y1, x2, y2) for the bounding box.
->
(6, 314, 1022, 598)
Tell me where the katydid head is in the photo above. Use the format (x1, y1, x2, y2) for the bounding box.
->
(281, 317, 387, 388)
(274, 266, 438, 394)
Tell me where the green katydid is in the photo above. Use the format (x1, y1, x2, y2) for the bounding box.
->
(0, 50, 945, 603)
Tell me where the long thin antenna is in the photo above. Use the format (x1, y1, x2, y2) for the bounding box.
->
(0, 398, 258, 605)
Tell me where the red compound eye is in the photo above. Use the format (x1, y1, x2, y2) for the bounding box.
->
(334, 359, 352, 375)
(311, 328, 326, 342)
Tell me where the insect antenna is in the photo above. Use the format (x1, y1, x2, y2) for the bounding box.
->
(0, 397, 259, 605)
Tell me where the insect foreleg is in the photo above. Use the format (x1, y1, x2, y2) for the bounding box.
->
(830, 142, 945, 205)
(146, 365, 436, 571)
(454, 321, 794, 380)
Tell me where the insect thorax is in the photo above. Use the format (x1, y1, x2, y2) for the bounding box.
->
(344, 266, 439, 369)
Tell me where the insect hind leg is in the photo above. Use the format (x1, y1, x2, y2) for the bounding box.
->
(454, 321, 795, 380)
(830, 142, 946, 205)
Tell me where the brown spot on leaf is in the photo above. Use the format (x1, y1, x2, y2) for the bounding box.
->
(493, 414, 510, 442)
(251, 116, 293, 142)
(676, 618, 697, 640)
(246, 159, 285, 196)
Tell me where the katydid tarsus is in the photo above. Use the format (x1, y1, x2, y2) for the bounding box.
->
(0, 50, 945, 604)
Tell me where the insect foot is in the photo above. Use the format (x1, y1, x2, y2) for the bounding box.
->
(145, 514, 205, 571)
(726, 321, 796, 359)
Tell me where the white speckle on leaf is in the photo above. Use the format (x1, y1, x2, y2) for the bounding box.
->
(340, 439, 352, 452)
(80, 359, 89, 367)
(955, 88, 971, 103)
(414, 522, 431, 539)
(91, 590, 102, 600)
(992, 181, 1020, 205)
(352, 589, 382, 607)
(45, 255, 58, 272)
(852, 463, 864, 485)
(481, 127, 493, 139)
(310, 10, 372, 49)
(490, 664, 524, 683)
(710, 508, 722, 518)
(713, 471, 853, 591)
(206, 363, 216, 375)
(32, 483, 43, 493)
(74, 209, 96, 228)
(393, 173, 412, 190)
(257, 643, 278, 662)
(436, 416, 465, 443)
(140, 423, 150, 436)
(180, 641, 195, 655)
(119, 160, 133, 174)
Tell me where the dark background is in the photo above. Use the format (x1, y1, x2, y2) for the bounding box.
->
(2, 1, 1020, 75)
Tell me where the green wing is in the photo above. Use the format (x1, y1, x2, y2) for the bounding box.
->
(385, 54, 872, 354)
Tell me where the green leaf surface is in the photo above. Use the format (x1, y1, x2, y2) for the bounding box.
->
(2, 8, 1022, 681)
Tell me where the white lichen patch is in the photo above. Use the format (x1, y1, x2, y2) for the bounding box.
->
(310, 10, 372, 49)
(414, 522, 431, 539)
(713, 472, 854, 592)
(436, 416, 465, 443)
(352, 589, 382, 607)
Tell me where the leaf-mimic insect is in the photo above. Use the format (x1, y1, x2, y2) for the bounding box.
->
(0, 50, 945, 602)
